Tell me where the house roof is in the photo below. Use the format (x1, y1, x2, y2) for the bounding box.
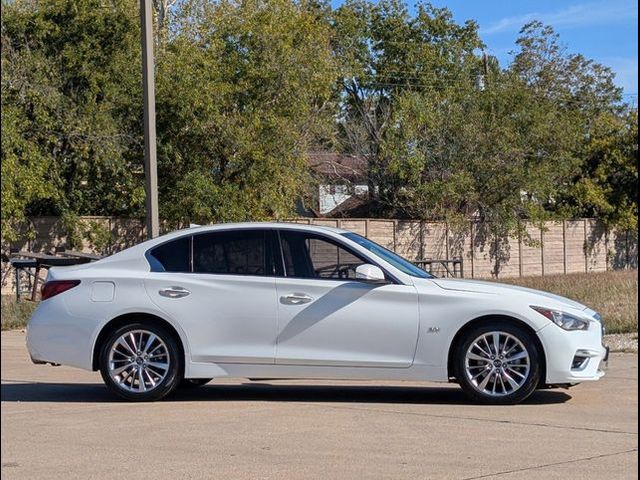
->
(307, 152, 367, 181)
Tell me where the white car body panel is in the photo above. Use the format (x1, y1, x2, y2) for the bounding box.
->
(144, 273, 278, 364)
(26, 222, 607, 387)
(275, 278, 419, 367)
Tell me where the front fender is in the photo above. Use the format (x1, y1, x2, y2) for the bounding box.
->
(413, 287, 550, 372)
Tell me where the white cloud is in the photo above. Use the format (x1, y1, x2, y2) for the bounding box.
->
(481, 1, 637, 35)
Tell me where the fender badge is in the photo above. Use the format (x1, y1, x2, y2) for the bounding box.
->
(428, 327, 440, 333)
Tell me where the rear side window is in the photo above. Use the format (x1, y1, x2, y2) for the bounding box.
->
(279, 231, 367, 280)
(147, 236, 190, 272)
(193, 230, 266, 276)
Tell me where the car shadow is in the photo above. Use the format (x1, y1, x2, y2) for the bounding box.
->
(0, 381, 572, 405)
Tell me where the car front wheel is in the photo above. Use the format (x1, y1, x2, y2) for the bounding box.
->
(99, 322, 182, 402)
(455, 322, 541, 405)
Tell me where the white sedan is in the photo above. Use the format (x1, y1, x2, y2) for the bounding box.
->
(26, 223, 608, 404)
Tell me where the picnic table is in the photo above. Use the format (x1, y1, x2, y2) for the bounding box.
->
(8, 250, 103, 301)
(413, 258, 464, 278)
(58, 250, 102, 261)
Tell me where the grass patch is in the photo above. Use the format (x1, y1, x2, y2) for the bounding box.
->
(501, 270, 638, 334)
(1, 296, 37, 331)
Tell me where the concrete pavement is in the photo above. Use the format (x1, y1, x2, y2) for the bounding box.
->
(1, 330, 637, 479)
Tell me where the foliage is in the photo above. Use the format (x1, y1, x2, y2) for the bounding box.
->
(378, 76, 582, 237)
(1, 104, 52, 243)
(332, 0, 485, 214)
(156, 0, 338, 224)
(1, 0, 145, 244)
(330, 12, 631, 240)
(60, 212, 114, 254)
(563, 110, 638, 231)
(1, 18, 57, 243)
(1, 0, 637, 247)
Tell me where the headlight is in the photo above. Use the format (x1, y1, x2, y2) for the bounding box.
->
(530, 306, 590, 331)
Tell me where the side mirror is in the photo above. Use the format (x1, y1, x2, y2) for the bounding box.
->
(355, 264, 386, 283)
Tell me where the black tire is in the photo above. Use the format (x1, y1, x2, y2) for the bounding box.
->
(180, 378, 212, 388)
(99, 321, 183, 402)
(454, 321, 541, 405)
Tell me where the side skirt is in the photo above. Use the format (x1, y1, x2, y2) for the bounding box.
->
(185, 361, 449, 383)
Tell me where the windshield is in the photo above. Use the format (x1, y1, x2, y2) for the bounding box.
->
(341, 232, 434, 279)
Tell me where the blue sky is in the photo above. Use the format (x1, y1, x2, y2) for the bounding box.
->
(332, 0, 638, 102)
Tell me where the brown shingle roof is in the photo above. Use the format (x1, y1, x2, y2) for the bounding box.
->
(308, 152, 367, 181)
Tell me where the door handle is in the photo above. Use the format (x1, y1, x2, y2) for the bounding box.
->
(159, 286, 191, 299)
(281, 293, 313, 305)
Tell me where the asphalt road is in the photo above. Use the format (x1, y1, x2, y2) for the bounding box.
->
(1, 330, 637, 479)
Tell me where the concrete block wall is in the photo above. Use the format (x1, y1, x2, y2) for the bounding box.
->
(286, 218, 636, 279)
(2, 217, 637, 295)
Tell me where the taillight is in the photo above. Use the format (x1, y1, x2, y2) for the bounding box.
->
(41, 280, 81, 300)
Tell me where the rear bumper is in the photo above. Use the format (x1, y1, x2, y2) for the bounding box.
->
(26, 299, 95, 371)
(538, 321, 608, 384)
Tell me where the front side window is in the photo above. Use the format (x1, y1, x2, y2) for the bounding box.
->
(279, 231, 368, 280)
(193, 230, 267, 276)
(147, 236, 190, 272)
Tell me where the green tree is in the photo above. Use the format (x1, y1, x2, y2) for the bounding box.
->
(1, 22, 55, 242)
(155, 0, 338, 224)
(379, 71, 582, 235)
(1, 106, 52, 243)
(510, 21, 622, 115)
(566, 110, 638, 230)
(1, 0, 145, 244)
(2, 0, 636, 246)
(511, 22, 636, 231)
(332, 0, 484, 214)
(330, 11, 634, 240)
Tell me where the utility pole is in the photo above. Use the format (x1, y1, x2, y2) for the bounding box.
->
(140, 0, 159, 239)
(482, 52, 490, 87)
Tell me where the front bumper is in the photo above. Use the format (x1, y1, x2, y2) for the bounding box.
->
(601, 345, 610, 368)
(538, 320, 608, 384)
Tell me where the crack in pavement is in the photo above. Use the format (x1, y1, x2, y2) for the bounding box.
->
(316, 404, 638, 436)
(460, 448, 638, 479)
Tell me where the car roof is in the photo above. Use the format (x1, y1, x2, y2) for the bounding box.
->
(181, 221, 348, 236)
(143, 221, 349, 248)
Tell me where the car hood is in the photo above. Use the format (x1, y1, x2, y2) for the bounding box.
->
(427, 277, 589, 312)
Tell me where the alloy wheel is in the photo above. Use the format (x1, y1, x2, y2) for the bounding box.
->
(107, 329, 170, 393)
(464, 331, 530, 397)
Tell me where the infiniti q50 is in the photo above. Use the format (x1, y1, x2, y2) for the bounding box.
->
(26, 223, 608, 404)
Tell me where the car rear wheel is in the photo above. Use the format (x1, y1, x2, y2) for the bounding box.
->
(455, 321, 541, 405)
(99, 322, 182, 402)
